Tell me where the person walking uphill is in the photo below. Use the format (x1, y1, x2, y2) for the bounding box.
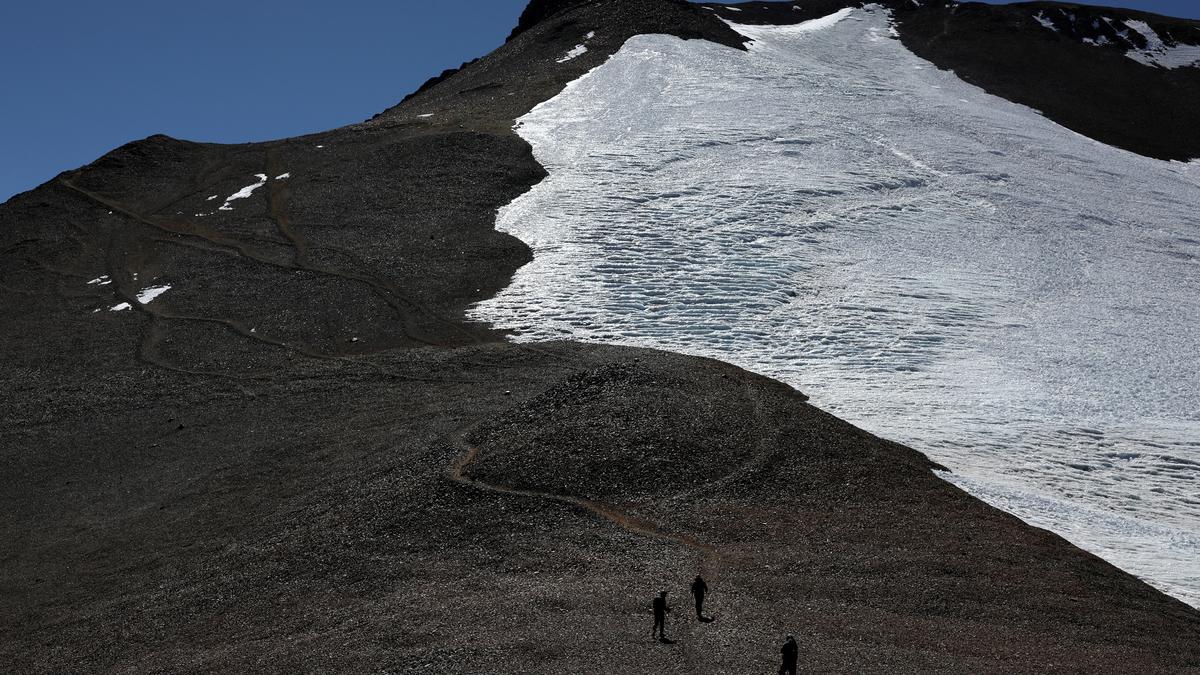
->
(779, 634, 798, 675)
(690, 575, 709, 620)
(652, 591, 671, 641)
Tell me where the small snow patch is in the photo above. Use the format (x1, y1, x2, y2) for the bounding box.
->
(557, 30, 597, 63)
(136, 285, 171, 304)
(417, 113, 435, 118)
(557, 44, 588, 63)
(1125, 19, 1160, 46)
(110, 302, 131, 312)
(87, 275, 111, 286)
(275, 172, 290, 180)
(206, 195, 218, 201)
(1121, 20, 1200, 68)
(218, 174, 268, 211)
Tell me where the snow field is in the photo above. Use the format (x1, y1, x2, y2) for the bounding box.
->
(471, 8, 1200, 605)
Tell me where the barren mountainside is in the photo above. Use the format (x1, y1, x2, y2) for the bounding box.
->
(2, 0, 1198, 672)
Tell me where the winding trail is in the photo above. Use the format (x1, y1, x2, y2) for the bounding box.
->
(449, 438, 723, 580)
(444, 367, 786, 588)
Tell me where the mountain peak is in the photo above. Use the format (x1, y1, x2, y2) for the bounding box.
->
(509, 0, 596, 40)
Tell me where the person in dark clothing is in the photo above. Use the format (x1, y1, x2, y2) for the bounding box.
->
(652, 591, 670, 641)
(690, 575, 709, 620)
(779, 634, 798, 675)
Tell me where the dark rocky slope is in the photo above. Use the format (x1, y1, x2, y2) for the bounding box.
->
(3, 0, 1199, 672)
(5, 345, 1199, 672)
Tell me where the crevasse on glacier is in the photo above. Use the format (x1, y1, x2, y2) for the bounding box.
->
(470, 7, 1200, 607)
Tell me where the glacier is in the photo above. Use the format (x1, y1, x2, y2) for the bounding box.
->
(470, 7, 1200, 606)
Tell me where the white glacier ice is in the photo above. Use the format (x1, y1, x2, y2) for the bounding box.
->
(470, 8, 1200, 606)
(793, 6, 854, 32)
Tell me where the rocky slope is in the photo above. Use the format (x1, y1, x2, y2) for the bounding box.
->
(2, 0, 1198, 672)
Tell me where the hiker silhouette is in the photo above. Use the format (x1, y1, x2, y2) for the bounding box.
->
(779, 634, 798, 675)
(652, 591, 671, 641)
(690, 575, 712, 622)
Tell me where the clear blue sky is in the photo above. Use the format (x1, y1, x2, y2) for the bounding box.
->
(2, 0, 1197, 202)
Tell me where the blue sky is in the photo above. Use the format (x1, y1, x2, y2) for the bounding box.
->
(2, 0, 1197, 202)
